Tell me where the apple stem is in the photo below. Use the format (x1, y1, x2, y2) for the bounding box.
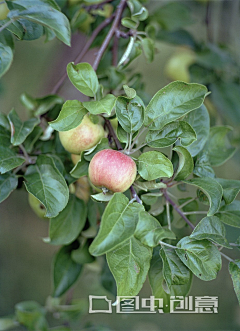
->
(130, 186, 142, 204)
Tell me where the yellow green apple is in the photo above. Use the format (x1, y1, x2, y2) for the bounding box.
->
(28, 193, 48, 219)
(0, 1, 9, 20)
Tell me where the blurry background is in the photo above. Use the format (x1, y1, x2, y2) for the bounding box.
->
(0, 0, 240, 330)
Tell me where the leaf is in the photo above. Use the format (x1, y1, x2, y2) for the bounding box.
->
(116, 96, 145, 133)
(70, 157, 89, 178)
(134, 211, 175, 247)
(23, 126, 43, 153)
(123, 85, 136, 99)
(0, 317, 16, 331)
(83, 137, 109, 161)
(24, 155, 69, 218)
(120, 40, 142, 68)
(216, 178, 240, 205)
(49, 195, 87, 245)
(134, 180, 167, 191)
(71, 241, 95, 265)
(0, 125, 11, 147)
(183, 104, 210, 157)
(229, 260, 240, 305)
(204, 126, 236, 166)
(121, 17, 139, 29)
(9, 5, 71, 46)
(15, 301, 47, 331)
(91, 192, 113, 202)
(0, 112, 10, 130)
(0, 42, 13, 78)
(183, 177, 223, 216)
(146, 121, 196, 148)
(8, 109, 40, 146)
(160, 246, 191, 286)
(193, 152, 215, 178)
(144, 81, 208, 130)
(89, 193, 144, 256)
(216, 200, 240, 228)
(138, 151, 173, 181)
(141, 37, 154, 63)
(0, 146, 25, 174)
(106, 236, 152, 297)
(141, 192, 162, 205)
(173, 146, 194, 181)
(67, 62, 99, 97)
(0, 173, 18, 203)
(190, 216, 231, 248)
(49, 100, 88, 131)
(52, 245, 82, 297)
(176, 236, 222, 281)
(82, 94, 116, 115)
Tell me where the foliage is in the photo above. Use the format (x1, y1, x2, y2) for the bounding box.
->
(0, 0, 240, 330)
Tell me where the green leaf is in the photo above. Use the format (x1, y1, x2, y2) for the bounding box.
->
(229, 260, 240, 305)
(82, 94, 116, 115)
(89, 193, 144, 256)
(138, 151, 173, 181)
(146, 121, 196, 148)
(141, 192, 162, 205)
(204, 126, 236, 166)
(120, 40, 142, 68)
(116, 96, 145, 133)
(49, 195, 87, 245)
(83, 137, 109, 161)
(141, 38, 154, 63)
(0, 42, 13, 78)
(216, 200, 240, 228)
(123, 85, 136, 99)
(106, 236, 152, 297)
(70, 157, 89, 178)
(49, 100, 88, 131)
(0, 317, 16, 331)
(176, 236, 222, 281)
(128, 0, 148, 21)
(193, 152, 215, 178)
(160, 246, 191, 286)
(23, 126, 43, 153)
(0, 146, 25, 174)
(91, 192, 113, 202)
(20, 93, 64, 116)
(67, 62, 99, 97)
(53, 245, 82, 297)
(183, 104, 210, 157)
(144, 81, 208, 130)
(0, 112, 10, 130)
(9, 5, 71, 46)
(134, 180, 167, 191)
(183, 177, 223, 216)
(173, 146, 194, 181)
(0, 125, 11, 147)
(190, 216, 231, 248)
(0, 173, 18, 203)
(8, 109, 40, 146)
(71, 241, 95, 265)
(216, 178, 240, 205)
(15, 301, 47, 331)
(24, 155, 69, 218)
(135, 211, 175, 247)
(121, 17, 139, 29)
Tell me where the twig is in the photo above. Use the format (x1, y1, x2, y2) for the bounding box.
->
(163, 190, 195, 230)
(130, 186, 142, 204)
(220, 252, 234, 263)
(178, 197, 197, 210)
(183, 211, 208, 215)
(104, 119, 122, 150)
(51, 15, 114, 94)
(112, 31, 119, 66)
(92, 0, 127, 71)
(166, 200, 171, 230)
(159, 240, 176, 249)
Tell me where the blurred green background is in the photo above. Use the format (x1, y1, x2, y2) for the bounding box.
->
(1, 0, 240, 330)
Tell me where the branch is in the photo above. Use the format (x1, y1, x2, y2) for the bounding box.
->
(51, 15, 114, 95)
(92, 0, 127, 71)
(163, 190, 195, 230)
(104, 119, 123, 150)
(130, 186, 142, 204)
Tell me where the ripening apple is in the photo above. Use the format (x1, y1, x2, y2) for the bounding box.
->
(165, 48, 196, 83)
(59, 114, 105, 155)
(71, 153, 81, 165)
(28, 193, 48, 219)
(0, 1, 9, 20)
(75, 176, 91, 203)
(89, 149, 137, 192)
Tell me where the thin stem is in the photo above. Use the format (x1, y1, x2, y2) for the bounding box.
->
(127, 133, 133, 153)
(130, 186, 142, 204)
(167, 191, 178, 201)
(166, 200, 171, 231)
(19, 144, 30, 161)
(130, 126, 148, 150)
(159, 241, 176, 249)
(0, 20, 12, 33)
(92, 0, 127, 71)
(163, 190, 195, 230)
(229, 243, 240, 247)
(112, 31, 119, 66)
(183, 211, 208, 215)
(104, 119, 122, 150)
(51, 15, 114, 94)
(178, 197, 197, 210)
(129, 143, 147, 154)
(220, 252, 234, 263)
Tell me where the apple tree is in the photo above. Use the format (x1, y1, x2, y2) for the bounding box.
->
(0, 0, 240, 330)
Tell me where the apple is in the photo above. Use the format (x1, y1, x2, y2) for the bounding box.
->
(88, 149, 137, 192)
(59, 114, 105, 155)
(0, 2, 9, 20)
(71, 153, 81, 165)
(28, 193, 48, 219)
(75, 176, 90, 203)
(165, 48, 196, 83)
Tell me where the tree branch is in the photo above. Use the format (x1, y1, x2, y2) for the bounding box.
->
(104, 119, 123, 150)
(92, 0, 127, 71)
(51, 15, 114, 95)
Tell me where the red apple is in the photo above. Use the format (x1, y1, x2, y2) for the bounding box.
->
(88, 149, 137, 193)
